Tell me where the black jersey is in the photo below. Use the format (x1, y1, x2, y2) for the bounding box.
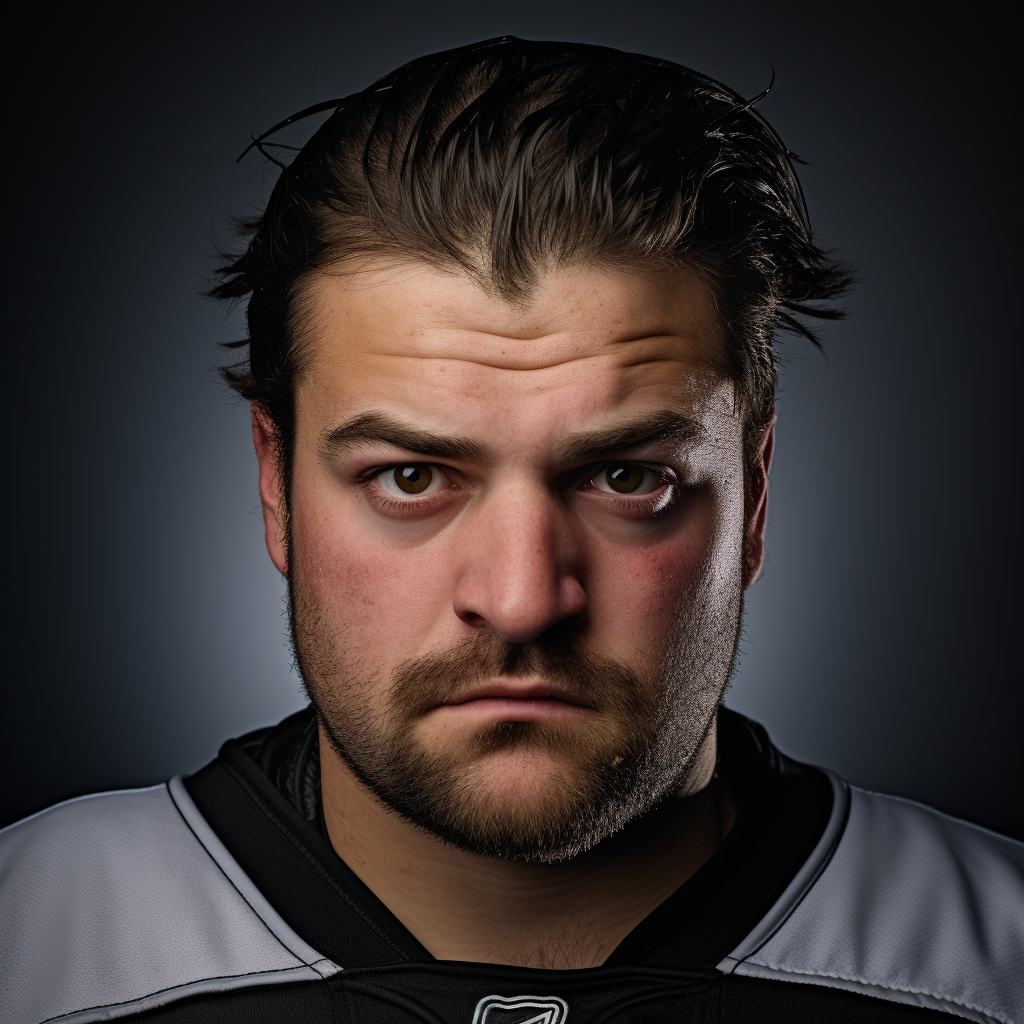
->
(2, 708, 1021, 1023)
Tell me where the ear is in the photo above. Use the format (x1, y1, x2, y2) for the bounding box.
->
(252, 404, 288, 576)
(742, 413, 775, 590)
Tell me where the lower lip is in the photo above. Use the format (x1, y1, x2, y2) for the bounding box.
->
(433, 697, 596, 723)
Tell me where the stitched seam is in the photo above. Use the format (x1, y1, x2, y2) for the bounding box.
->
(39, 966, 319, 1022)
(748, 961, 1010, 1024)
(166, 782, 307, 962)
(0, 786, 167, 837)
(848, 789, 1016, 846)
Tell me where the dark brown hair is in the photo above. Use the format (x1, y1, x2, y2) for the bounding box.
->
(211, 36, 851, 482)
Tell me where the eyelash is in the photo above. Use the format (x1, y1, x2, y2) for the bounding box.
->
(594, 488, 675, 515)
(361, 462, 679, 516)
(587, 465, 679, 517)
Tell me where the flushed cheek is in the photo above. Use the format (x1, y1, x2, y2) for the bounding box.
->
(584, 502, 742, 659)
(289, 498, 454, 654)
(586, 540, 709, 638)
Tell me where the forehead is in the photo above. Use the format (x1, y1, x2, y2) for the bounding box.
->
(294, 262, 735, 436)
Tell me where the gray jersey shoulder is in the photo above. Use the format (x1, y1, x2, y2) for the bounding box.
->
(1, 775, 1021, 1024)
(720, 778, 1024, 1024)
(0, 778, 338, 1024)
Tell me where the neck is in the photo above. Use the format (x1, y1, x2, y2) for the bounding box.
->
(318, 721, 735, 970)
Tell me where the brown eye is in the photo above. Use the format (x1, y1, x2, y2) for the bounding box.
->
(392, 464, 433, 494)
(605, 464, 646, 493)
(592, 463, 662, 496)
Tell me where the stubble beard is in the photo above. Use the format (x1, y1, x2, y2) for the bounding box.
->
(288, 567, 743, 864)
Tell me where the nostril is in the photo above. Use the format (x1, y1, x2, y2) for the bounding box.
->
(455, 608, 488, 628)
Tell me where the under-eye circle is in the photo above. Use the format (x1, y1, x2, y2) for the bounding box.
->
(392, 464, 433, 494)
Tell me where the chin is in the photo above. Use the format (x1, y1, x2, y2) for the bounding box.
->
(326, 710, 661, 862)
(458, 746, 586, 805)
(402, 740, 651, 863)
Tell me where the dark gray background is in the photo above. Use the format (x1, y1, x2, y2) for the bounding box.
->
(7, 1, 1019, 837)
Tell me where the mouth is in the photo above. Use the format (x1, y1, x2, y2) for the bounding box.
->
(431, 679, 597, 723)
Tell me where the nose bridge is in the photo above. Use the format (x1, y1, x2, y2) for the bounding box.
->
(453, 479, 585, 643)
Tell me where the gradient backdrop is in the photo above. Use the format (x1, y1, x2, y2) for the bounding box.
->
(7, 1, 1019, 838)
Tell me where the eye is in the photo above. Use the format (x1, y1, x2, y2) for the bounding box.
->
(377, 463, 445, 497)
(591, 463, 663, 495)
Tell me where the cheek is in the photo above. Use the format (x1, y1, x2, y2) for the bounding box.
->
(287, 481, 451, 649)
(585, 486, 744, 646)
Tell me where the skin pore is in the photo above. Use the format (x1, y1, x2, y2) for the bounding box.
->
(252, 262, 773, 969)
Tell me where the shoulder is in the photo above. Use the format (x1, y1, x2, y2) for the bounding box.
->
(722, 781, 1024, 1023)
(0, 779, 336, 1024)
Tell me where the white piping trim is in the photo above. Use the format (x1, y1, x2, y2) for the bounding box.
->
(167, 775, 340, 979)
(717, 768, 849, 973)
(42, 966, 325, 1023)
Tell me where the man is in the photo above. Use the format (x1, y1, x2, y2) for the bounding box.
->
(1, 36, 1020, 1024)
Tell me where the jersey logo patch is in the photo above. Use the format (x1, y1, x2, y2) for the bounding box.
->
(472, 994, 569, 1024)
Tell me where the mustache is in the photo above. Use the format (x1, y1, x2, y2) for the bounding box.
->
(386, 632, 654, 720)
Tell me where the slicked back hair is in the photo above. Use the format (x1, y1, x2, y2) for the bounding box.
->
(211, 36, 851, 489)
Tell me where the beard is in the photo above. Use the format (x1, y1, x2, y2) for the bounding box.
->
(289, 564, 742, 864)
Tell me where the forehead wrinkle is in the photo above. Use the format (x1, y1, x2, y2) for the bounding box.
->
(300, 264, 727, 380)
(355, 339, 705, 376)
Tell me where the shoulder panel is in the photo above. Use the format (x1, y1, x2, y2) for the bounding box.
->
(720, 787, 1024, 1023)
(0, 779, 338, 1024)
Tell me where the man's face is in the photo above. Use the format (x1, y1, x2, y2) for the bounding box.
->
(256, 263, 769, 863)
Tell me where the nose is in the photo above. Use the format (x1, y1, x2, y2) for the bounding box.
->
(452, 485, 587, 644)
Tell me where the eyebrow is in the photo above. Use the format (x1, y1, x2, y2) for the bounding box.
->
(319, 409, 704, 466)
(557, 411, 705, 463)
(319, 411, 486, 462)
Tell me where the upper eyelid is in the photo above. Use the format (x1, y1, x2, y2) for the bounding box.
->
(363, 458, 676, 479)
(361, 460, 449, 482)
(585, 463, 675, 493)
(370, 463, 451, 494)
(586, 460, 677, 481)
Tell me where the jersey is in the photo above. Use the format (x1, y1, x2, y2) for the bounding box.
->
(2, 708, 1021, 1024)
